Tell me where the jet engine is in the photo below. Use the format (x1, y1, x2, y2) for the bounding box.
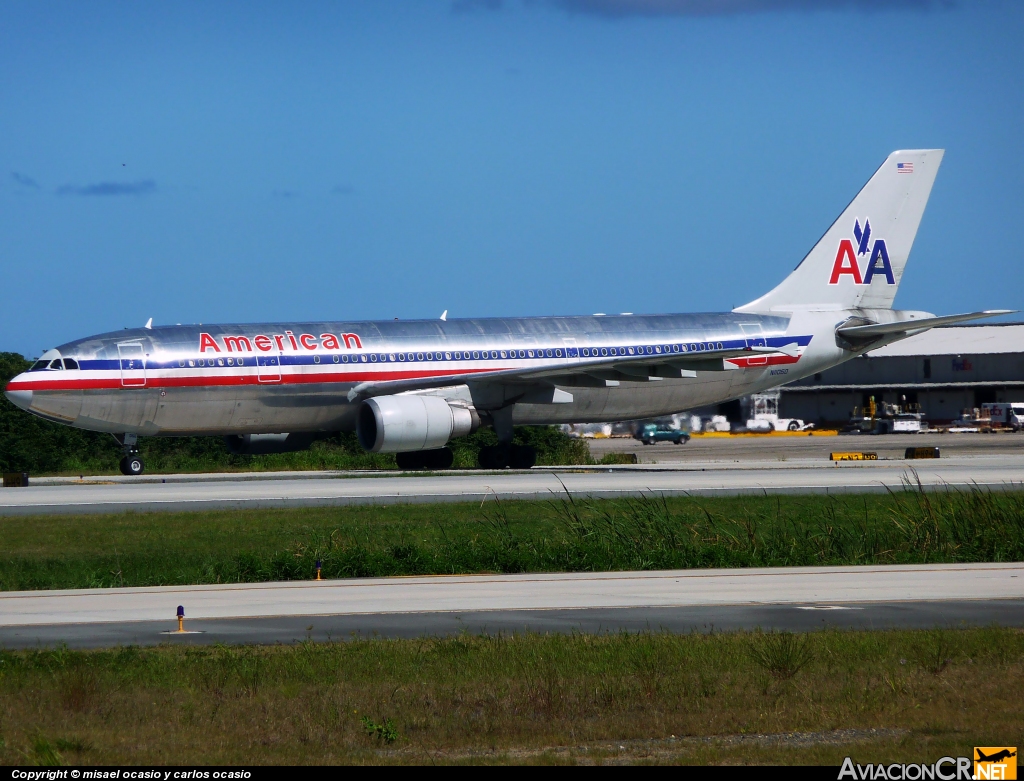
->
(224, 432, 318, 455)
(357, 395, 478, 453)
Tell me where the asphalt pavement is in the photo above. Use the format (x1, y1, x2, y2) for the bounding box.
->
(2, 452, 1022, 515)
(1, 563, 1021, 649)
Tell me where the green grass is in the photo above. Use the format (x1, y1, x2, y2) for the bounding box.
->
(3, 486, 1023, 591)
(0, 628, 1019, 765)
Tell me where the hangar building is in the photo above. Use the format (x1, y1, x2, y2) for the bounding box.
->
(779, 323, 1024, 425)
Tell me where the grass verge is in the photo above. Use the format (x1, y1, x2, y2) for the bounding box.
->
(0, 628, 1019, 765)
(2, 486, 1023, 591)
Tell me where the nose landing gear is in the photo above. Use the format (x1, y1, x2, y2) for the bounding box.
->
(116, 433, 145, 476)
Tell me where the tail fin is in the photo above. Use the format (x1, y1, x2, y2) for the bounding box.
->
(736, 149, 944, 313)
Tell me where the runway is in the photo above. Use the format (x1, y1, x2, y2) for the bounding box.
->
(1, 563, 1021, 649)
(2, 454, 1023, 515)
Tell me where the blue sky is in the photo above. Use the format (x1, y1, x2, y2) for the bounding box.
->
(1, 0, 1021, 358)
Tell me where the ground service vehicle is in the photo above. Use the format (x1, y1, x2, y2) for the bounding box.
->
(982, 403, 1024, 431)
(635, 423, 690, 445)
(5, 150, 1011, 473)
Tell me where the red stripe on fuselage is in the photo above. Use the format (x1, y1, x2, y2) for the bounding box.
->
(724, 355, 800, 369)
(5, 367, 500, 392)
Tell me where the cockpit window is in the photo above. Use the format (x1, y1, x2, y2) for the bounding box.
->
(30, 360, 50, 371)
(63, 358, 79, 370)
(48, 359, 64, 370)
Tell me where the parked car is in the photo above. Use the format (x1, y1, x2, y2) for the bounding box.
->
(634, 423, 690, 445)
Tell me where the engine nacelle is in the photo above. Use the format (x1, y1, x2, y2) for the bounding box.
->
(225, 433, 317, 455)
(357, 395, 478, 453)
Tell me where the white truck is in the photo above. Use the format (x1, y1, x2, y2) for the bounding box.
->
(981, 403, 1024, 431)
(745, 392, 813, 432)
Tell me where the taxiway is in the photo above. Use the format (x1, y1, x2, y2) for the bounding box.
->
(2, 453, 1022, 515)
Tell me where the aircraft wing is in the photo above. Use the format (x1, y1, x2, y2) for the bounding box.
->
(345, 341, 801, 402)
(836, 310, 1014, 341)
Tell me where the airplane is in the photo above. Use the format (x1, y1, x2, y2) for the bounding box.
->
(4, 149, 1011, 475)
(976, 750, 1016, 763)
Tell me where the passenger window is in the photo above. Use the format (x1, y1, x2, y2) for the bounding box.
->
(63, 358, 79, 370)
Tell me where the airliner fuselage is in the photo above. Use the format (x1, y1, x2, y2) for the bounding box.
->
(7, 311, 825, 436)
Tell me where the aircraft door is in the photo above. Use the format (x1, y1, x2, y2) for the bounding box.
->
(562, 337, 580, 364)
(257, 353, 282, 383)
(739, 323, 766, 349)
(739, 323, 768, 366)
(117, 342, 147, 388)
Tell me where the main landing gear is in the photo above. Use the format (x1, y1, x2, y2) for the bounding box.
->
(478, 443, 536, 470)
(116, 433, 145, 476)
(396, 448, 454, 471)
(475, 406, 536, 469)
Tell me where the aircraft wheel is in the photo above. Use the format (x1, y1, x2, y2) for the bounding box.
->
(119, 455, 145, 476)
(509, 444, 537, 469)
(423, 447, 454, 470)
(396, 451, 426, 470)
(478, 445, 510, 469)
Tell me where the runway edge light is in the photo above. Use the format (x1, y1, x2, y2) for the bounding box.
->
(315, 559, 322, 581)
(177, 605, 184, 633)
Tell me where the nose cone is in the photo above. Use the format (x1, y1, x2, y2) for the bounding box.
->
(4, 374, 33, 411)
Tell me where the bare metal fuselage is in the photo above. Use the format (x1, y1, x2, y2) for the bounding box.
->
(6, 311, 841, 436)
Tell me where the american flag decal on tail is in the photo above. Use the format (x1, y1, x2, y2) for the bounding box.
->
(897, 162, 914, 174)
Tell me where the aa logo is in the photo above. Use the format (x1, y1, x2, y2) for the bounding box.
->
(828, 218, 895, 286)
(974, 747, 1017, 780)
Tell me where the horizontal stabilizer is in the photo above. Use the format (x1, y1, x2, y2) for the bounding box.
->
(836, 310, 1015, 340)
